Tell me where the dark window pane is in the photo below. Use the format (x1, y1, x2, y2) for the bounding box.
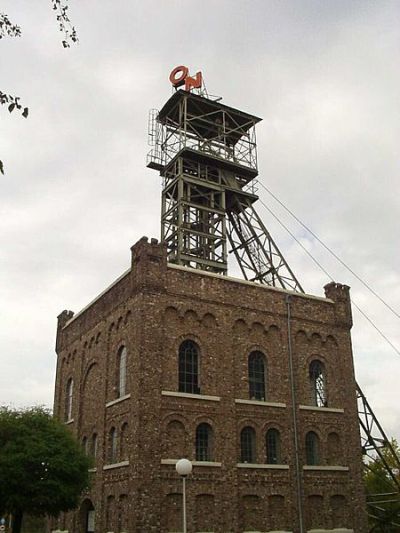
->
(306, 431, 319, 465)
(241, 427, 256, 463)
(309, 360, 326, 407)
(266, 428, 281, 464)
(249, 352, 266, 400)
(179, 340, 200, 394)
(196, 423, 212, 461)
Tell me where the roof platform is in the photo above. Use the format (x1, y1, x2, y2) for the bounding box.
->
(158, 90, 262, 146)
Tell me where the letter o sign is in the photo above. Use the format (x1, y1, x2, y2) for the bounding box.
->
(169, 65, 189, 88)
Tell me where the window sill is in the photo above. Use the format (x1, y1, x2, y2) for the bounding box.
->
(106, 394, 131, 408)
(88, 467, 97, 472)
(299, 405, 344, 413)
(65, 418, 74, 425)
(161, 459, 222, 467)
(103, 460, 129, 470)
(235, 399, 286, 408)
(161, 391, 221, 402)
(303, 465, 349, 471)
(306, 530, 354, 533)
(237, 463, 289, 469)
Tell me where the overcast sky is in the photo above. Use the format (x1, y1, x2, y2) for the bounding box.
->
(1, 1, 399, 441)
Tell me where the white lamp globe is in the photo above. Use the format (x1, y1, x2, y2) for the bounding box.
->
(176, 458, 192, 476)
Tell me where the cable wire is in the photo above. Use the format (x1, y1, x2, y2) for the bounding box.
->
(256, 196, 400, 358)
(258, 197, 334, 281)
(258, 181, 400, 321)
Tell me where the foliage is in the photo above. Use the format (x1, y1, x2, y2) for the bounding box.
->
(52, 0, 78, 48)
(0, 406, 91, 533)
(0, 1, 78, 174)
(0, 13, 21, 39)
(364, 438, 400, 532)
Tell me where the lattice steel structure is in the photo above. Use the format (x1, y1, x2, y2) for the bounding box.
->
(147, 89, 303, 291)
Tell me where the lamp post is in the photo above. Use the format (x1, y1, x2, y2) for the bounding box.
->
(175, 458, 192, 533)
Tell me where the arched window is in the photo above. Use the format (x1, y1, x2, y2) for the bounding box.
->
(309, 359, 326, 407)
(82, 436, 88, 455)
(91, 433, 98, 458)
(117, 346, 127, 397)
(305, 431, 320, 465)
(196, 423, 213, 461)
(65, 378, 73, 421)
(120, 422, 129, 461)
(179, 340, 200, 394)
(80, 499, 95, 533)
(108, 427, 117, 463)
(240, 426, 256, 463)
(248, 351, 266, 400)
(266, 428, 281, 464)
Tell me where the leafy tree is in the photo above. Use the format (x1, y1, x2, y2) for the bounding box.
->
(364, 438, 400, 532)
(0, 1, 78, 174)
(0, 406, 91, 533)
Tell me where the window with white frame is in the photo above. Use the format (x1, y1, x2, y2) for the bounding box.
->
(118, 346, 127, 397)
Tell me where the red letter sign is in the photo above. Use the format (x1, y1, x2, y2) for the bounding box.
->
(169, 66, 189, 88)
(169, 65, 203, 92)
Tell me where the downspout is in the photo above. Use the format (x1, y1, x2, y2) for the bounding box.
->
(286, 294, 304, 533)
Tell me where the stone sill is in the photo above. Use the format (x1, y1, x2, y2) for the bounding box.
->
(65, 418, 74, 425)
(161, 459, 222, 467)
(303, 465, 349, 472)
(237, 463, 289, 470)
(88, 467, 97, 472)
(235, 399, 286, 408)
(161, 390, 220, 402)
(103, 460, 129, 470)
(307, 530, 354, 533)
(299, 405, 344, 413)
(106, 393, 131, 407)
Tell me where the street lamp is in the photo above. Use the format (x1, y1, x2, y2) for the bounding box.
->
(175, 458, 192, 533)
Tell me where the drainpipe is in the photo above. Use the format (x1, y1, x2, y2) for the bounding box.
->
(286, 294, 304, 533)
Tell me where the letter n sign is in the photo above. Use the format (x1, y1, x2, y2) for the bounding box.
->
(169, 66, 203, 91)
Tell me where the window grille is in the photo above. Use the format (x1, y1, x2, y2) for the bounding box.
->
(118, 346, 127, 397)
(266, 428, 281, 464)
(305, 431, 319, 465)
(179, 340, 200, 394)
(309, 360, 326, 407)
(91, 433, 98, 458)
(248, 351, 266, 400)
(240, 426, 256, 463)
(196, 423, 212, 461)
(65, 378, 73, 421)
(109, 427, 117, 463)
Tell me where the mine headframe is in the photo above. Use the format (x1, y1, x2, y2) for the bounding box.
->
(147, 67, 303, 292)
(357, 385, 400, 530)
(146, 67, 400, 528)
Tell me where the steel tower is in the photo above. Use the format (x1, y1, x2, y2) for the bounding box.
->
(147, 67, 303, 292)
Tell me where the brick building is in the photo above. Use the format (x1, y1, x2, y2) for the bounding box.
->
(52, 236, 367, 532)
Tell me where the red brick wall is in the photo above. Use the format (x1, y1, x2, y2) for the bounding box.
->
(52, 237, 367, 533)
